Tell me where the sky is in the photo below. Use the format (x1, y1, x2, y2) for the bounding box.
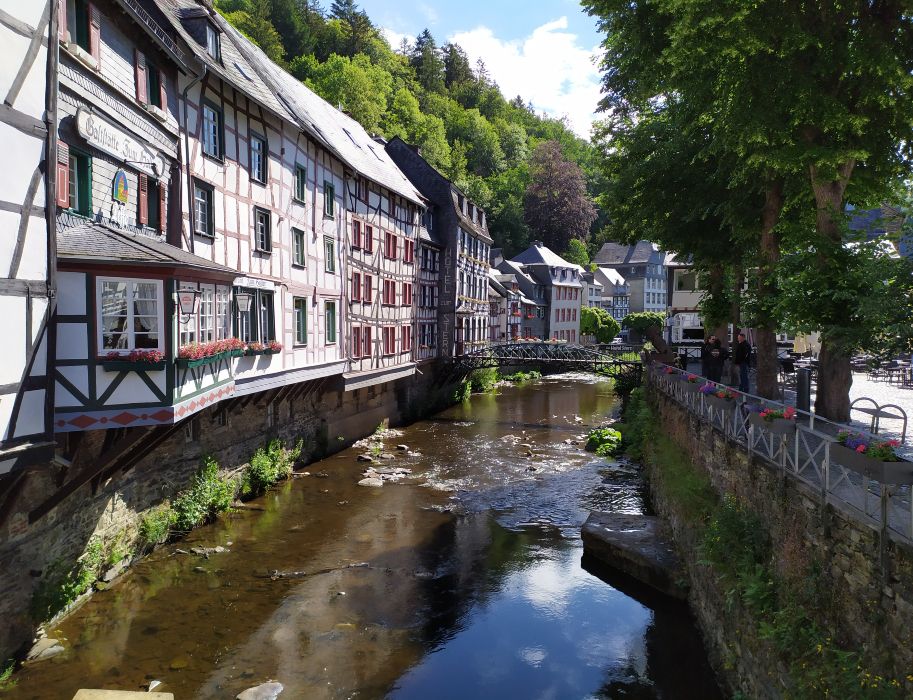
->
(356, 0, 605, 139)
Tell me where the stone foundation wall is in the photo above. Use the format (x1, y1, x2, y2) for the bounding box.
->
(649, 389, 913, 698)
(0, 365, 459, 661)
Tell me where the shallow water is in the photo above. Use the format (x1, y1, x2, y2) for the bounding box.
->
(9, 374, 720, 699)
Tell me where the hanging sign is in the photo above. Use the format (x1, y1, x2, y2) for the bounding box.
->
(112, 169, 129, 203)
(76, 107, 165, 177)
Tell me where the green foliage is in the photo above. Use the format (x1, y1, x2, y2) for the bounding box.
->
(0, 659, 15, 691)
(242, 439, 303, 497)
(139, 505, 174, 549)
(563, 239, 590, 268)
(501, 370, 541, 383)
(171, 456, 236, 533)
(621, 312, 665, 334)
(453, 379, 472, 403)
(469, 367, 499, 393)
(581, 306, 621, 343)
(586, 427, 622, 456)
(30, 537, 104, 622)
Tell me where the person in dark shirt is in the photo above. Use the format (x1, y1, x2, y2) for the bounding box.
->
(733, 332, 752, 392)
(707, 337, 727, 382)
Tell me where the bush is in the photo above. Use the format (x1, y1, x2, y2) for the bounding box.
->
(171, 456, 235, 533)
(469, 367, 499, 393)
(586, 427, 622, 456)
(139, 505, 174, 549)
(30, 537, 104, 621)
(0, 659, 15, 691)
(502, 370, 542, 383)
(241, 439, 302, 497)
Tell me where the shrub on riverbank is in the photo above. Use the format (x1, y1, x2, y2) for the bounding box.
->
(29, 537, 104, 622)
(624, 390, 906, 698)
(585, 427, 622, 457)
(242, 439, 302, 497)
(502, 370, 542, 383)
(170, 456, 235, 534)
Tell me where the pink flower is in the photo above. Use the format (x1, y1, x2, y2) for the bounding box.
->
(784, 406, 796, 419)
(856, 444, 867, 453)
(889, 440, 900, 447)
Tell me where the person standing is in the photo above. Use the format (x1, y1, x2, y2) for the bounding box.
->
(707, 336, 727, 383)
(701, 335, 714, 378)
(734, 332, 752, 392)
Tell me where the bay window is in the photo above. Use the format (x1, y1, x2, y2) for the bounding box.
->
(235, 288, 274, 344)
(98, 278, 163, 353)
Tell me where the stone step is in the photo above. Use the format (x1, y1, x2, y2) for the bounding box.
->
(72, 691, 174, 699)
(581, 511, 688, 600)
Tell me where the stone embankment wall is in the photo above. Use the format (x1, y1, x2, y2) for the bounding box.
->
(0, 367, 458, 662)
(648, 389, 913, 698)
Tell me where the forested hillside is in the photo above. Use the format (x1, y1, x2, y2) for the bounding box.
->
(215, 0, 603, 258)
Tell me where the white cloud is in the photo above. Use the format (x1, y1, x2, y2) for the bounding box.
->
(449, 17, 602, 139)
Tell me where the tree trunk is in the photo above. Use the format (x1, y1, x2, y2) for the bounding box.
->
(755, 181, 784, 399)
(815, 338, 852, 421)
(808, 160, 855, 419)
(727, 266, 743, 386)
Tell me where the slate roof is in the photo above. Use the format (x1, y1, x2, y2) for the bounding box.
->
(450, 189, 493, 244)
(233, 41, 425, 205)
(58, 220, 236, 274)
(510, 241, 583, 271)
(594, 240, 662, 266)
(151, 0, 296, 124)
(595, 267, 627, 287)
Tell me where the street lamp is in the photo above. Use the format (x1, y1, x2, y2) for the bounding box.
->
(235, 291, 253, 313)
(177, 288, 200, 316)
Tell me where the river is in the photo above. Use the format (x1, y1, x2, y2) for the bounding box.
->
(8, 374, 720, 699)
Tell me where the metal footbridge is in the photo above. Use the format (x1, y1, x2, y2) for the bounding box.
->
(452, 342, 643, 380)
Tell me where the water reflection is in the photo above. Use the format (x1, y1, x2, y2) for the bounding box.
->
(8, 374, 718, 699)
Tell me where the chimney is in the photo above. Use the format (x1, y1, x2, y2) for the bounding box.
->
(531, 240, 543, 247)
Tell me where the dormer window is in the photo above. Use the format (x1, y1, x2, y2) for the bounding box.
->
(206, 23, 220, 60)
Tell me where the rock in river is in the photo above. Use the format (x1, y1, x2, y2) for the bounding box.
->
(25, 637, 64, 662)
(358, 477, 384, 488)
(237, 682, 284, 700)
(581, 512, 688, 600)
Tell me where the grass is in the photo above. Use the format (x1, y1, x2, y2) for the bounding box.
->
(241, 439, 302, 497)
(501, 370, 542, 383)
(0, 659, 15, 692)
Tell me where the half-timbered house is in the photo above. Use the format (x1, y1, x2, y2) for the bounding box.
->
(0, 0, 57, 473)
(51, 0, 247, 433)
(386, 137, 491, 357)
(237, 47, 427, 392)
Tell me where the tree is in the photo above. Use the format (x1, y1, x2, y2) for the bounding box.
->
(622, 311, 667, 350)
(563, 239, 590, 269)
(305, 53, 392, 134)
(329, 0, 373, 56)
(523, 141, 597, 252)
(223, 0, 286, 64)
(581, 306, 620, 343)
(443, 43, 473, 87)
(410, 29, 445, 93)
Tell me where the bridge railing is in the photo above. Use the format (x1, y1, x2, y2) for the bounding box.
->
(648, 363, 913, 545)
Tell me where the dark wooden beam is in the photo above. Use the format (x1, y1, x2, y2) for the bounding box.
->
(0, 471, 28, 530)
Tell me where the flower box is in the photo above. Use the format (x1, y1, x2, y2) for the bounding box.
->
(244, 348, 279, 357)
(748, 411, 796, 437)
(228, 348, 246, 358)
(706, 394, 735, 412)
(829, 443, 913, 484)
(101, 359, 166, 372)
(176, 351, 228, 369)
(680, 382, 701, 394)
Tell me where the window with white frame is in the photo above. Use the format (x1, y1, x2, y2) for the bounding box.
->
(193, 180, 214, 237)
(325, 300, 337, 343)
(205, 23, 220, 59)
(324, 181, 335, 217)
(254, 207, 271, 252)
(98, 278, 163, 353)
(201, 101, 223, 159)
(250, 133, 267, 183)
(293, 297, 307, 345)
(235, 288, 274, 343)
(178, 282, 232, 346)
(292, 228, 305, 267)
(324, 236, 336, 273)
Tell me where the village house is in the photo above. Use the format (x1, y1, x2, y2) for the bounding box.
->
(510, 242, 583, 342)
(386, 137, 491, 357)
(594, 240, 667, 314)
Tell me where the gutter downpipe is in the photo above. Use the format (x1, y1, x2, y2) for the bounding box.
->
(181, 63, 207, 254)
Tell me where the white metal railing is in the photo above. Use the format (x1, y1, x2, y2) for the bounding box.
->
(648, 363, 913, 544)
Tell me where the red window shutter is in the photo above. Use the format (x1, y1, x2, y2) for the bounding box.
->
(158, 180, 167, 233)
(363, 327, 372, 357)
(159, 75, 168, 113)
(135, 50, 147, 104)
(58, 0, 68, 41)
(137, 173, 148, 225)
(88, 4, 101, 62)
(56, 142, 70, 208)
